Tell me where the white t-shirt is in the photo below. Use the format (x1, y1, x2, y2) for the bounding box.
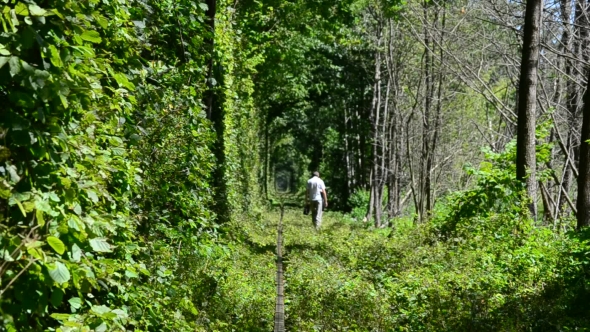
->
(307, 176, 325, 202)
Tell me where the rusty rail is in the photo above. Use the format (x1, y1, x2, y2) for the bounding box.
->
(273, 205, 285, 332)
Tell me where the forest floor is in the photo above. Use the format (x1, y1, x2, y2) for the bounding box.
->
(230, 207, 395, 330)
(217, 204, 586, 331)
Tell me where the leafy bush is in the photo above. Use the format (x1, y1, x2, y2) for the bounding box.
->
(0, 0, 263, 330)
(349, 189, 370, 221)
(230, 132, 590, 331)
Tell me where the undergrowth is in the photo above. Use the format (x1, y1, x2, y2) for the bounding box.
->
(229, 139, 590, 331)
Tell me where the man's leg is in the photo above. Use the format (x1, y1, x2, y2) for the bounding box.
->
(311, 201, 319, 228)
(316, 201, 323, 230)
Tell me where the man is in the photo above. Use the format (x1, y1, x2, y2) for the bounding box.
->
(306, 171, 328, 230)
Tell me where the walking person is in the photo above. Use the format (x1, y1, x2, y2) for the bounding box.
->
(306, 171, 328, 230)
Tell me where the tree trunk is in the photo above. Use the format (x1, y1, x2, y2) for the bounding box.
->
(426, 7, 446, 213)
(554, 0, 573, 216)
(516, 0, 542, 219)
(366, 25, 384, 226)
(418, 6, 431, 221)
(344, 107, 354, 204)
(577, 72, 590, 228)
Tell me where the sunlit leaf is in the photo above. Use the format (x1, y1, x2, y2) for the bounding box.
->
(8, 56, 20, 76)
(0, 44, 9, 56)
(69, 297, 82, 310)
(48, 45, 62, 67)
(80, 30, 101, 43)
(0, 56, 8, 69)
(35, 209, 45, 227)
(47, 236, 66, 255)
(71, 243, 82, 262)
(28, 4, 46, 16)
(1, 249, 14, 262)
(59, 94, 68, 108)
(48, 261, 70, 283)
(49, 192, 60, 202)
(13, 197, 26, 217)
(14, 2, 29, 16)
(86, 190, 99, 203)
(125, 269, 138, 278)
(89, 238, 112, 252)
(27, 247, 43, 260)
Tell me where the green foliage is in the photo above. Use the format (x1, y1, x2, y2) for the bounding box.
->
(433, 122, 556, 239)
(234, 196, 589, 330)
(348, 189, 370, 220)
(0, 0, 145, 329)
(0, 0, 264, 330)
(232, 130, 590, 330)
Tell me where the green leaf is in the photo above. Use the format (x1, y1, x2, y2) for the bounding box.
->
(80, 31, 102, 44)
(94, 15, 108, 29)
(125, 269, 138, 278)
(20, 59, 33, 72)
(113, 73, 135, 90)
(73, 204, 82, 215)
(50, 313, 71, 321)
(86, 190, 98, 203)
(49, 192, 60, 202)
(69, 297, 82, 310)
(71, 243, 81, 262)
(0, 44, 9, 56)
(199, 2, 209, 11)
(89, 238, 112, 252)
(35, 198, 52, 212)
(48, 261, 70, 284)
(59, 94, 68, 109)
(111, 147, 125, 156)
(28, 4, 46, 16)
(67, 217, 81, 231)
(91, 305, 111, 315)
(36, 209, 45, 227)
(112, 309, 128, 320)
(73, 34, 83, 45)
(1, 249, 14, 262)
(14, 2, 29, 16)
(25, 239, 43, 249)
(48, 45, 62, 68)
(27, 247, 43, 260)
(95, 323, 107, 332)
(13, 197, 26, 217)
(8, 56, 20, 76)
(51, 9, 64, 19)
(47, 236, 66, 255)
(6, 165, 20, 183)
(0, 56, 8, 69)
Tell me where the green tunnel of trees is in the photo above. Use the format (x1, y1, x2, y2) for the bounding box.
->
(1, 0, 590, 330)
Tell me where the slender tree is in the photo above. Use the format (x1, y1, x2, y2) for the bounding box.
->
(577, 72, 590, 228)
(516, 0, 543, 218)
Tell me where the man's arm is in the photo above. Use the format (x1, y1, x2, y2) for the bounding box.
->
(322, 188, 328, 208)
(306, 185, 310, 206)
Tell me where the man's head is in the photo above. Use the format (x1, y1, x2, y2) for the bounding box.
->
(313, 171, 320, 177)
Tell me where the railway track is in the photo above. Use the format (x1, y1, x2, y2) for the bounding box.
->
(273, 205, 286, 332)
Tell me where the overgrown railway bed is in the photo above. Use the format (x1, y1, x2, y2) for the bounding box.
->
(273, 206, 286, 331)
